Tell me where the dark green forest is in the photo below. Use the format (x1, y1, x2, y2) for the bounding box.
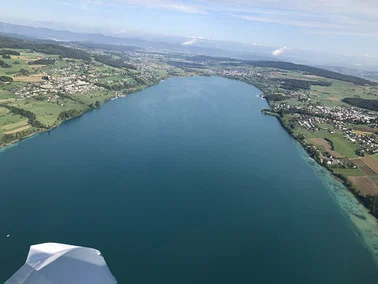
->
(342, 98, 378, 111)
(0, 36, 91, 61)
(0, 49, 21, 56)
(58, 109, 82, 121)
(249, 61, 373, 86)
(278, 78, 333, 91)
(167, 61, 205, 69)
(28, 58, 56, 65)
(0, 76, 13, 83)
(94, 55, 136, 69)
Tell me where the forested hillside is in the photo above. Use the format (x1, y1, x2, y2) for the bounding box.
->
(250, 61, 374, 86)
(0, 36, 91, 61)
(343, 98, 378, 111)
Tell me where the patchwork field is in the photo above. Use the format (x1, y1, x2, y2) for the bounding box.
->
(4, 125, 31, 134)
(10, 55, 32, 61)
(2, 120, 28, 131)
(28, 65, 46, 69)
(348, 176, 378, 195)
(353, 130, 373, 136)
(333, 168, 365, 176)
(351, 158, 378, 176)
(9, 99, 87, 126)
(13, 74, 45, 83)
(369, 176, 378, 186)
(310, 138, 344, 158)
(0, 114, 28, 135)
(361, 156, 378, 173)
(301, 128, 358, 158)
(346, 157, 378, 195)
(354, 125, 376, 134)
(308, 80, 378, 107)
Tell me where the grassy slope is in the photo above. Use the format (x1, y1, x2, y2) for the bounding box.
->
(333, 168, 365, 176)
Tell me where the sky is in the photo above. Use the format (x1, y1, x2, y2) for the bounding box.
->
(2, 0, 378, 64)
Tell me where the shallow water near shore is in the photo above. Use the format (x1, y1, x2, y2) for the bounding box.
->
(1, 76, 378, 283)
(300, 147, 378, 263)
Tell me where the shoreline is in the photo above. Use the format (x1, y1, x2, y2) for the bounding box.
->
(2, 75, 378, 217)
(1, 75, 378, 264)
(3, 75, 378, 216)
(298, 140, 378, 263)
(0, 75, 203, 151)
(260, 94, 378, 264)
(0, 81, 160, 151)
(259, 90, 378, 218)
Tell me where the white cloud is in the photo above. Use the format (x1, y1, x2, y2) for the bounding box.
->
(233, 14, 345, 29)
(191, 36, 216, 40)
(54, 0, 90, 10)
(272, 47, 287, 56)
(68, 0, 378, 37)
(109, 0, 208, 14)
(171, 4, 208, 14)
(200, 0, 378, 18)
(182, 38, 198, 45)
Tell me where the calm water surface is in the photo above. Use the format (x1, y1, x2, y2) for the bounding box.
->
(1, 76, 378, 283)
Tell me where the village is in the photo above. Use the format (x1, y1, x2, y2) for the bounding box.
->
(271, 102, 378, 150)
(8, 52, 176, 104)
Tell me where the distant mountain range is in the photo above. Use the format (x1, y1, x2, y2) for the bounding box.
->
(0, 22, 274, 61)
(318, 66, 378, 82)
(0, 21, 377, 79)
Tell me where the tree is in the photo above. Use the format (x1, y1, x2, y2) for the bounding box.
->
(297, 134, 305, 141)
(19, 69, 30, 76)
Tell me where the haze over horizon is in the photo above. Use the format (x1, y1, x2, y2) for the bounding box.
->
(1, 0, 378, 67)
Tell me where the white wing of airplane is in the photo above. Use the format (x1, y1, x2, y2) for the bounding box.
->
(6, 243, 117, 284)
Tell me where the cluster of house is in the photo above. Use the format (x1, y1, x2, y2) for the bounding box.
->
(217, 68, 263, 79)
(14, 74, 103, 100)
(131, 52, 174, 77)
(285, 104, 378, 150)
(11, 52, 173, 103)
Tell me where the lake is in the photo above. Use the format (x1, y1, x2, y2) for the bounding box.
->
(1, 76, 378, 283)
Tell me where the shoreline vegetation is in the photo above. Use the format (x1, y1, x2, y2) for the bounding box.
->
(258, 89, 378, 263)
(0, 77, 177, 149)
(0, 86, 143, 149)
(261, 103, 378, 220)
(220, 71, 378, 224)
(2, 71, 378, 222)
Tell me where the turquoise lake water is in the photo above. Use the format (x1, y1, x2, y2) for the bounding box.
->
(1, 76, 378, 283)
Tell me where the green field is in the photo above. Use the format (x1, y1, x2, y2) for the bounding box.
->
(369, 154, 378, 162)
(0, 112, 28, 135)
(0, 90, 15, 100)
(310, 80, 378, 106)
(71, 90, 114, 105)
(333, 168, 365, 176)
(9, 99, 87, 126)
(0, 51, 39, 77)
(297, 127, 359, 158)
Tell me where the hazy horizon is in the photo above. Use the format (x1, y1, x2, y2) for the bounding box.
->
(1, 0, 378, 68)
